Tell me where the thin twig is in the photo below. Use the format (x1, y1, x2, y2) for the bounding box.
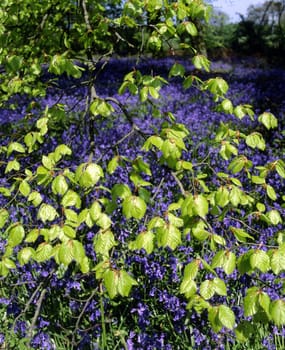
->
(28, 288, 47, 342)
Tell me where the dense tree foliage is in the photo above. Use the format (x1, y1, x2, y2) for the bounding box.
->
(0, 0, 285, 349)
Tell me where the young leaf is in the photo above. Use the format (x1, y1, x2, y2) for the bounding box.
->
(156, 222, 181, 250)
(122, 196, 147, 220)
(117, 270, 138, 297)
(250, 250, 270, 273)
(128, 230, 155, 254)
(193, 194, 208, 218)
(200, 280, 215, 300)
(235, 321, 254, 342)
(244, 287, 259, 316)
(38, 204, 59, 223)
(103, 269, 118, 299)
(271, 248, 285, 275)
(208, 306, 222, 332)
(270, 299, 285, 326)
(223, 251, 236, 275)
(61, 190, 81, 209)
(0, 209, 9, 229)
(180, 278, 197, 298)
(213, 277, 227, 296)
(258, 112, 278, 129)
(17, 247, 35, 265)
(93, 230, 117, 258)
(35, 243, 54, 262)
(218, 305, 235, 330)
(52, 175, 68, 196)
(7, 224, 25, 247)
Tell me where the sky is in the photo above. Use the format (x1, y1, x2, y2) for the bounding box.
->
(211, 0, 264, 22)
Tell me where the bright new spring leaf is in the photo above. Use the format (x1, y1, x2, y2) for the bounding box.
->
(122, 195, 147, 220)
(258, 112, 278, 129)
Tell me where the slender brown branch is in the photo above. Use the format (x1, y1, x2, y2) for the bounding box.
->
(28, 288, 47, 342)
(71, 289, 97, 347)
(81, 0, 92, 32)
(171, 171, 188, 197)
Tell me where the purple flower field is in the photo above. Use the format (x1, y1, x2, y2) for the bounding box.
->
(0, 57, 285, 349)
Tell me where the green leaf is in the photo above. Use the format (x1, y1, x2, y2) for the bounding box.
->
(89, 201, 102, 222)
(19, 180, 31, 197)
(218, 305, 235, 330)
(61, 190, 81, 209)
(244, 287, 259, 316)
(246, 132, 266, 151)
(192, 220, 209, 241)
(157, 222, 181, 250)
(63, 225, 76, 239)
(193, 194, 208, 218)
(180, 278, 197, 298)
(27, 191, 43, 207)
(5, 159, 20, 173)
(111, 184, 132, 200)
(205, 77, 229, 97)
(235, 321, 254, 342)
(35, 243, 54, 262)
(2, 257, 16, 270)
(271, 249, 285, 275)
(42, 155, 55, 170)
(54, 144, 72, 159)
(266, 184, 277, 201)
(7, 142, 26, 156)
(96, 213, 112, 230)
(213, 277, 227, 296)
(192, 55, 210, 72)
(215, 187, 229, 207)
(103, 269, 118, 299)
(36, 165, 52, 186)
(7, 224, 25, 247)
(258, 112, 278, 129)
(38, 204, 59, 223)
(270, 300, 285, 326)
(73, 240, 86, 264)
(93, 230, 117, 257)
(122, 196, 147, 220)
(250, 250, 270, 273)
(58, 241, 74, 266)
(237, 250, 254, 274)
(267, 210, 282, 225)
(185, 21, 198, 36)
(258, 292, 271, 315)
(76, 163, 103, 188)
(142, 135, 163, 151)
(117, 270, 138, 297)
(169, 63, 185, 78)
(90, 99, 114, 117)
(0, 209, 9, 229)
(128, 230, 155, 254)
(184, 260, 200, 280)
(17, 247, 35, 265)
(25, 229, 40, 243)
(230, 226, 254, 243)
(220, 99, 233, 113)
(52, 175, 68, 196)
(211, 250, 226, 269)
(200, 280, 215, 300)
(168, 212, 184, 227)
(208, 306, 222, 332)
(223, 251, 236, 275)
(275, 160, 285, 178)
(251, 175, 265, 184)
(107, 156, 120, 174)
